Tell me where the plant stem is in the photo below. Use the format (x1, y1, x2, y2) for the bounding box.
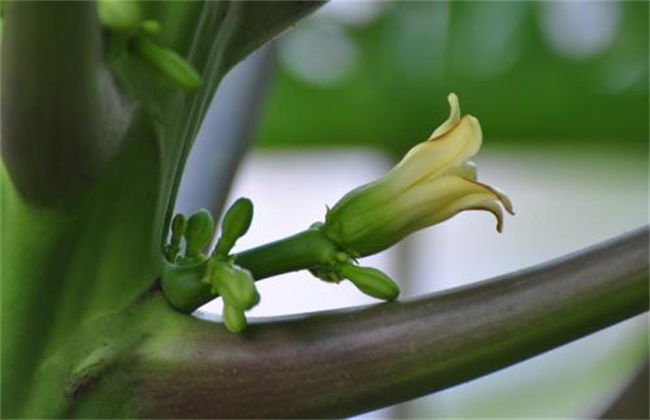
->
(1, 2, 126, 205)
(234, 228, 340, 278)
(133, 227, 649, 418)
(161, 228, 341, 312)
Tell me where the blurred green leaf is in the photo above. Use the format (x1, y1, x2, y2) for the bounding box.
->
(257, 1, 648, 155)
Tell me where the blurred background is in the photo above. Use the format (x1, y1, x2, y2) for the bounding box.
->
(177, 1, 648, 418)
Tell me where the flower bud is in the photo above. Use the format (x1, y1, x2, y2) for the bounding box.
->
(208, 260, 259, 310)
(139, 20, 161, 35)
(98, 0, 141, 32)
(170, 213, 186, 247)
(133, 37, 202, 91)
(215, 198, 254, 256)
(337, 263, 399, 301)
(184, 209, 214, 258)
(223, 304, 247, 333)
(321, 93, 513, 256)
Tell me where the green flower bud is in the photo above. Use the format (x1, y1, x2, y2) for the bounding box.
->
(170, 213, 186, 247)
(184, 209, 214, 258)
(98, 0, 141, 32)
(133, 37, 203, 91)
(337, 263, 400, 301)
(215, 198, 254, 256)
(226, 268, 260, 310)
(223, 304, 247, 334)
(208, 260, 259, 310)
(139, 20, 161, 35)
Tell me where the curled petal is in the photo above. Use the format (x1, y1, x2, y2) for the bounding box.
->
(471, 180, 515, 217)
(471, 201, 506, 233)
(396, 175, 513, 236)
(429, 93, 461, 140)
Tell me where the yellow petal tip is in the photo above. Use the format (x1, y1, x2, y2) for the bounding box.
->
(429, 92, 462, 140)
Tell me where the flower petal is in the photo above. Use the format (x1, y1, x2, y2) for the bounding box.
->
(388, 114, 482, 192)
(429, 93, 461, 140)
(441, 160, 477, 180)
(393, 175, 513, 235)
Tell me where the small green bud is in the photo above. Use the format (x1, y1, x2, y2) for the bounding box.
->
(223, 304, 247, 333)
(133, 37, 203, 91)
(184, 209, 214, 258)
(98, 0, 141, 32)
(170, 213, 186, 247)
(215, 198, 254, 256)
(337, 263, 400, 301)
(139, 20, 161, 35)
(207, 260, 259, 310)
(223, 268, 260, 310)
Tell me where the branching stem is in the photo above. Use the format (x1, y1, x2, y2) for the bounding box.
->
(137, 227, 649, 418)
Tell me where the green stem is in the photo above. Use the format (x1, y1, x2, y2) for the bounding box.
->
(134, 227, 649, 418)
(162, 228, 341, 312)
(234, 228, 340, 279)
(1, 1, 127, 205)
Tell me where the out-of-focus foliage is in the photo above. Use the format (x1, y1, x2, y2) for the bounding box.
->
(257, 1, 648, 156)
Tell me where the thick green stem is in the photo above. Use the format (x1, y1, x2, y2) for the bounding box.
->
(1, 2, 328, 417)
(133, 227, 648, 418)
(1, 1, 127, 205)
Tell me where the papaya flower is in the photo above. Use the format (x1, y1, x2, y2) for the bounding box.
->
(321, 93, 514, 256)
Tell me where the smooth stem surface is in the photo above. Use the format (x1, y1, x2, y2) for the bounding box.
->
(161, 229, 340, 312)
(234, 228, 340, 278)
(1, 2, 125, 205)
(134, 227, 649, 418)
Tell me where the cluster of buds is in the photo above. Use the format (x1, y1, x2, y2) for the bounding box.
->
(161, 199, 259, 333)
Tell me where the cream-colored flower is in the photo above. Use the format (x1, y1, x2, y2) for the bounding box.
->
(321, 93, 514, 256)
